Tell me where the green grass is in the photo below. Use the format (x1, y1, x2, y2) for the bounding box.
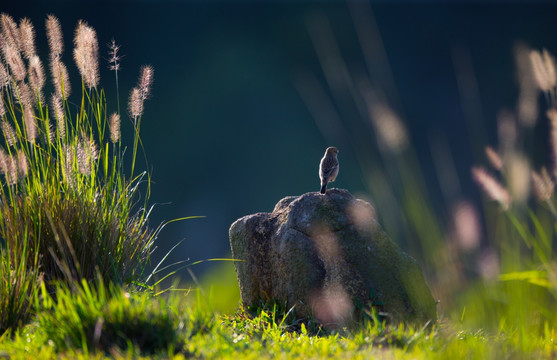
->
(0, 280, 556, 359)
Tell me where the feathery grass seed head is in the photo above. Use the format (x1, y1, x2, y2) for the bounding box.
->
(0, 62, 9, 88)
(76, 141, 89, 175)
(367, 100, 408, 153)
(129, 87, 143, 118)
(51, 94, 65, 138)
(2, 120, 17, 146)
(73, 20, 99, 89)
(63, 144, 76, 185)
(19, 18, 36, 59)
(0, 95, 5, 117)
(23, 106, 36, 143)
(530, 49, 557, 92)
(1, 13, 22, 51)
(0, 149, 18, 185)
(472, 167, 511, 210)
(15, 81, 32, 107)
(547, 109, 557, 178)
(138, 65, 153, 100)
(46, 15, 63, 60)
(50, 60, 71, 99)
(485, 146, 503, 171)
(1, 41, 26, 81)
(0, 147, 6, 174)
(76, 136, 99, 176)
(109, 112, 120, 143)
(17, 151, 28, 178)
(531, 167, 554, 202)
(108, 39, 121, 72)
(6, 153, 18, 185)
(28, 55, 45, 100)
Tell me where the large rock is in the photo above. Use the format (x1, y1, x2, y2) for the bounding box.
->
(229, 189, 436, 326)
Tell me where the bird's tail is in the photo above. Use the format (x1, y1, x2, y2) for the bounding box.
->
(320, 182, 327, 194)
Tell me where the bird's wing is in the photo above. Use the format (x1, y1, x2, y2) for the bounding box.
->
(321, 163, 339, 180)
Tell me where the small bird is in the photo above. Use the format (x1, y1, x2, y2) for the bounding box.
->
(319, 146, 339, 194)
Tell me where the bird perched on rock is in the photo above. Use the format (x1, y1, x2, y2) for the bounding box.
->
(319, 146, 339, 194)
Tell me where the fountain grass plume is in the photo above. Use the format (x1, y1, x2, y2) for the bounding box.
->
(0, 14, 21, 51)
(19, 18, 36, 59)
(471, 167, 511, 210)
(45, 14, 63, 60)
(530, 49, 557, 93)
(138, 65, 153, 100)
(109, 112, 120, 143)
(485, 146, 503, 171)
(1, 40, 26, 82)
(531, 167, 554, 203)
(73, 20, 99, 89)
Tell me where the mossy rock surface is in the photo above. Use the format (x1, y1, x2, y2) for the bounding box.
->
(229, 189, 437, 325)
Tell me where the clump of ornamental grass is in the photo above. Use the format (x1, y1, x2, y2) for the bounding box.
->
(0, 14, 156, 333)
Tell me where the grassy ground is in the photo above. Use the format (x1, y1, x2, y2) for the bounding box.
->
(0, 283, 555, 359)
(0, 263, 555, 359)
